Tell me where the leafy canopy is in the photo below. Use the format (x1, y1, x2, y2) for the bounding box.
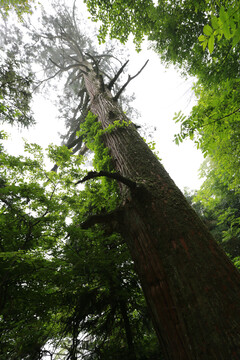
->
(0, 0, 35, 18)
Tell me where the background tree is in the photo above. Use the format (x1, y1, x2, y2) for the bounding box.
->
(184, 158, 240, 260)
(0, 138, 162, 359)
(0, 56, 34, 127)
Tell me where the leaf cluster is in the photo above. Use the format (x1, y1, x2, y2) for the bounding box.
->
(199, 3, 240, 53)
(0, 0, 34, 19)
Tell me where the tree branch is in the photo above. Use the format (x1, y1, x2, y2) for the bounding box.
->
(113, 60, 149, 101)
(85, 52, 99, 71)
(85, 53, 105, 92)
(203, 107, 240, 127)
(81, 206, 124, 230)
(107, 60, 129, 90)
(49, 58, 80, 72)
(33, 68, 62, 90)
(75, 171, 137, 189)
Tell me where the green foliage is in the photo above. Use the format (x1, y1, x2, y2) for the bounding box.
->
(185, 181, 240, 265)
(85, 0, 240, 85)
(0, 58, 35, 127)
(0, 118, 161, 359)
(0, 145, 71, 358)
(78, 111, 132, 172)
(199, 3, 240, 53)
(84, 0, 155, 50)
(175, 79, 240, 189)
(175, 74, 240, 263)
(195, 158, 240, 245)
(0, 0, 35, 18)
(233, 257, 240, 271)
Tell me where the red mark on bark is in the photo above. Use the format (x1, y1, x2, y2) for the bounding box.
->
(180, 238, 191, 259)
(172, 240, 177, 250)
(152, 202, 156, 211)
(204, 286, 210, 293)
(232, 351, 239, 359)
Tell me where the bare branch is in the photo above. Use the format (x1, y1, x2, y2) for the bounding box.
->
(113, 60, 149, 101)
(85, 52, 99, 68)
(107, 60, 129, 90)
(33, 68, 62, 90)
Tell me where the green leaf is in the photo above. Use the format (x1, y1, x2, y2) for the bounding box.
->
(219, 6, 231, 39)
(202, 39, 208, 51)
(217, 32, 223, 41)
(208, 34, 215, 53)
(219, 6, 227, 24)
(198, 35, 206, 42)
(203, 24, 213, 36)
(232, 26, 240, 47)
(211, 16, 219, 30)
(223, 23, 232, 39)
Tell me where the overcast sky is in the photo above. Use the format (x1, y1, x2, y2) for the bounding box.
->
(2, 0, 204, 192)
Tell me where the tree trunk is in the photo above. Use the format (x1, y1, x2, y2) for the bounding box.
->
(83, 67, 240, 359)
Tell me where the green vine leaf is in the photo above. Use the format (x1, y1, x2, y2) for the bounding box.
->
(208, 34, 215, 53)
(203, 24, 213, 36)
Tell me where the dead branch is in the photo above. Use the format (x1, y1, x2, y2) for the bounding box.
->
(113, 60, 149, 101)
(107, 60, 129, 90)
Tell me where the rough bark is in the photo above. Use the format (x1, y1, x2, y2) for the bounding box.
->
(82, 65, 240, 359)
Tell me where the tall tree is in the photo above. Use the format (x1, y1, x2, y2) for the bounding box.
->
(2, 2, 240, 359)
(77, 47, 240, 360)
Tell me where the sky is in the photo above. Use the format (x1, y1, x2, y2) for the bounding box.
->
(2, 0, 204, 192)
